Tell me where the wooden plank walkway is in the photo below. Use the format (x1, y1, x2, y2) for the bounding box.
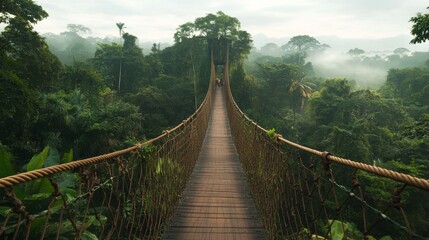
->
(163, 87, 266, 240)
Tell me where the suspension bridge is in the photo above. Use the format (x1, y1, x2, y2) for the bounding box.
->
(0, 47, 428, 240)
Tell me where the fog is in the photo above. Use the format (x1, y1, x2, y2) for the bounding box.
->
(309, 47, 429, 89)
(309, 50, 389, 89)
(252, 33, 429, 52)
(252, 37, 429, 90)
(251, 33, 429, 89)
(39, 22, 429, 90)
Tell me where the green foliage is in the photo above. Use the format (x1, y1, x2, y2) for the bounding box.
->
(267, 128, 277, 140)
(1, 17, 63, 91)
(347, 48, 365, 56)
(0, 4, 208, 239)
(82, 231, 99, 240)
(61, 149, 73, 164)
(282, 35, 321, 53)
(281, 35, 329, 62)
(0, 144, 15, 177)
(329, 220, 348, 239)
(174, 11, 252, 63)
(235, 48, 429, 237)
(410, 7, 429, 44)
(0, 0, 48, 24)
(93, 33, 146, 94)
(382, 68, 429, 106)
(0, 70, 35, 124)
(27, 146, 49, 171)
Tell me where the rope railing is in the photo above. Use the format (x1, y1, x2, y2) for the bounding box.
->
(0, 60, 216, 239)
(223, 45, 429, 239)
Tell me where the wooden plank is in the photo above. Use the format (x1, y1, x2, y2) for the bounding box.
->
(163, 88, 266, 239)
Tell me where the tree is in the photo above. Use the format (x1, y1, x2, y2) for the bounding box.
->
(116, 22, 125, 44)
(94, 32, 146, 94)
(190, 11, 252, 63)
(393, 47, 410, 56)
(1, 1, 62, 91)
(66, 24, 91, 35)
(144, 43, 164, 83)
(116, 22, 125, 93)
(252, 63, 310, 118)
(281, 35, 328, 64)
(194, 11, 240, 41)
(282, 35, 323, 53)
(347, 48, 365, 56)
(0, 0, 48, 25)
(287, 69, 313, 113)
(230, 30, 253, 62)
(410, 7, 429, 44)
(172, 12, 252, 109)
(260, 43, 281, 56)
(174, 22, 195, 43)
(0, 0, 64, 163)
(381, 68, 429, 105)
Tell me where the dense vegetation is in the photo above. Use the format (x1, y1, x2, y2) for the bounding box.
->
(232, 34, 429, 178)
(1, 0, 428, 238)
(228, 21, 429, 239)
(0, 3, 220, 168)
(1, 3, 254, 238)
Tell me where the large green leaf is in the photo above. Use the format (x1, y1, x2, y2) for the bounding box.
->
(58, 173, 77, 190)
(44, 147, 60, 167)
(25, 177, 54, 196)
(329, 220, 347, 240)
(0, 145, 15, 177)
(29, 216, 46, 238)
(27, 146, 50, 171)
(38, 177, 55, 193)
(81, 231, 98, 240)
(61, 149, 73, 164)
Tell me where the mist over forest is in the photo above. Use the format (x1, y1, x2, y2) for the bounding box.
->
(250, 36, 429, 89)
(42, 24, 429, 90)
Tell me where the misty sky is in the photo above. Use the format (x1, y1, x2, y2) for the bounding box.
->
(34, 0, 429, 49)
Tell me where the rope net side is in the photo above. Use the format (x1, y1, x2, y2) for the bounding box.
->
(223, 44, 429, 240)
(0, 63, 215, 240)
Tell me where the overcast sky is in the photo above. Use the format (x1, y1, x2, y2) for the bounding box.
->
(34, 0, 429, 50)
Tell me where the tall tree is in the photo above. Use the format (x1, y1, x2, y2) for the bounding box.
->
(94, 32, 145, 93)
(66, 24, 91, 35)
(173, 12, 252, 107)
(116, 22, 125, 93)
(192, 11, 252, 62)
(282, 35, 321, 53)
(281, 35, 328, 64)
(287, 68, 313, 114)
(116, 22, 125, 44)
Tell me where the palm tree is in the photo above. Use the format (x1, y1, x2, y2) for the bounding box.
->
(287, 69, 314, 120)
(116, 22, 125, 93)
(116, 22, 125, 44)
